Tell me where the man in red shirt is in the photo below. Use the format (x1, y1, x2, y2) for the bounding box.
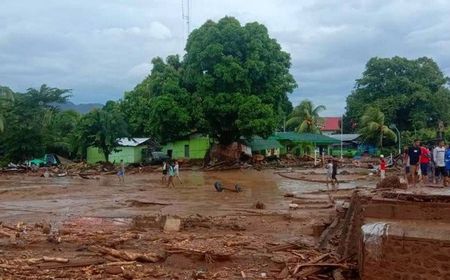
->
(420, 145, 431, 184)
(379, 155, 386, 179)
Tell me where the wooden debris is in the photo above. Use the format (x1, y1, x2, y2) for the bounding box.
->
(104, 261, 136, 266)
(89, 245, 165, 263)
(332, 268, 345, 280)
(126, 199, 172, 206)
(42, 256, 69, 263)
(292, 253, 330, 276)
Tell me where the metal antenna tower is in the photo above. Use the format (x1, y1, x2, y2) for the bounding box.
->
(181, 0, 190, 39)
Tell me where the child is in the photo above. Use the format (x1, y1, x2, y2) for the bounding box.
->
(379, 155, 386, 180)
(325, 159, 333, 188)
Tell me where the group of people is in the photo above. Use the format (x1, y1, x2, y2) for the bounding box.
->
(116, 159, 182, 187)
(162, 160, 182, 187)
(401, 139, 450, 188)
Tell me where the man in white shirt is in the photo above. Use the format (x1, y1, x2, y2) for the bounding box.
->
(433, 140, 446, 186)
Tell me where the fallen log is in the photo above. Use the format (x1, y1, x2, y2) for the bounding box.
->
(43, 256, 69, 263)
(125, 199, 172, 206)
(89, 245, 165, 263)
(36, 258, 105, 269)
(104, 261, 136, 266)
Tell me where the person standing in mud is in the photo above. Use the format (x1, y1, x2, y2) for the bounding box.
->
(325, 159, 333, 188)
(407, 139, 421, 188)
(117, 159, 125, 183)
(379, 155, 386, 180)
(420, 145, 431, 184)
(331, 158, 339, 189)
(162, 161, 168, 184)
(167, 161, 176, 188)
(433, 140, 446, 186)
(174, 161, 182, 184)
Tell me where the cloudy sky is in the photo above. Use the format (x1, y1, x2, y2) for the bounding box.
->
(1, 0, 449, 115)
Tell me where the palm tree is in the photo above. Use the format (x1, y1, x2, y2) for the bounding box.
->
(359, 107, 397, 148)
(0, 86, 14, 132)
(286, 100, 326, 133)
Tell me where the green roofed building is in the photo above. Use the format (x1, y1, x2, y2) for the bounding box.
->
(246, 136, 282, 157)
(269, 132, 340, 155)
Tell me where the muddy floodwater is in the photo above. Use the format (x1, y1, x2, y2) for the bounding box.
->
(0, 169, 363, 224)
(0, 169, 370, 279)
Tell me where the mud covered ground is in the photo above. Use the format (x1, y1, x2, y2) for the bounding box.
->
(0, 169, 365, 279)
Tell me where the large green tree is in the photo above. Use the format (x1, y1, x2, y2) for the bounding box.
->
(0, 86, 15, 132)
(286, 100, 326, 133)
(121, 17, 296, 144)
(44, 110, 81, 158)
(0, 85, 70, 161)
(345, 56, 450, 132)
(359, 107, 397, 148)
(77, 107, 128, 162)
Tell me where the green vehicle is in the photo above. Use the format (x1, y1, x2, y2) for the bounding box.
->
(26, 154, 60, 167)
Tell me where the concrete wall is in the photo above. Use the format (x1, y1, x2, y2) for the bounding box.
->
(339, 192, 450, 280)
(362, 235, 450, 280)
(87, 146, 144, 164)
(162, 136, 210, 160)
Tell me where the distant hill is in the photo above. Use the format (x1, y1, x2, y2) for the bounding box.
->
(58, 102, 103, 114)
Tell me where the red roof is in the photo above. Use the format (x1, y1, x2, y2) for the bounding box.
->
(321, 117, 341, 131)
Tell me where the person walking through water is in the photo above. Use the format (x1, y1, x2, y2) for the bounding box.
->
(407, 139, 421, 188)
(167, 161, 176, 188)
(325, 159, 333, 189)
(331, 158, 339, 190)
(162, 161, 167, 184)
(117, 159, 125, 183)
(174, 161, 182, 184)
(433, 140, 446, 186)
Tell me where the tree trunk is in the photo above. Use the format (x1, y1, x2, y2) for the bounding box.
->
(380, 130, 383, 150)
(103, 148, 110, 163)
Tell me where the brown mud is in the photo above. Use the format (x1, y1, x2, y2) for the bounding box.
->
(0, 169, 366, 279)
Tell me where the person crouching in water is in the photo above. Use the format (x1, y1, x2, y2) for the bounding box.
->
(325, 159, 333, 189)
(379, 155, 386, 180)
(167, 161, 176, 188)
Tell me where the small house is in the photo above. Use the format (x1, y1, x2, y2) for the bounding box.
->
(161, 135, 210, 160)
(269, 132, 340, 155)
(86, 138, 153, 164)
(320, 117, 341, 135)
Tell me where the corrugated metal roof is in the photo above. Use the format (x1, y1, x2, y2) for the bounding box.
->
(321, 117, 341, 131)
(329, 134, 361, 142)
(270, 132, 340, 144)
(117, 138, 150, 147)
(246, 136, 282, 151)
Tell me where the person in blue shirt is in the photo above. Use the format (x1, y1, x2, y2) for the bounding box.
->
(444, 147, 450, 187)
